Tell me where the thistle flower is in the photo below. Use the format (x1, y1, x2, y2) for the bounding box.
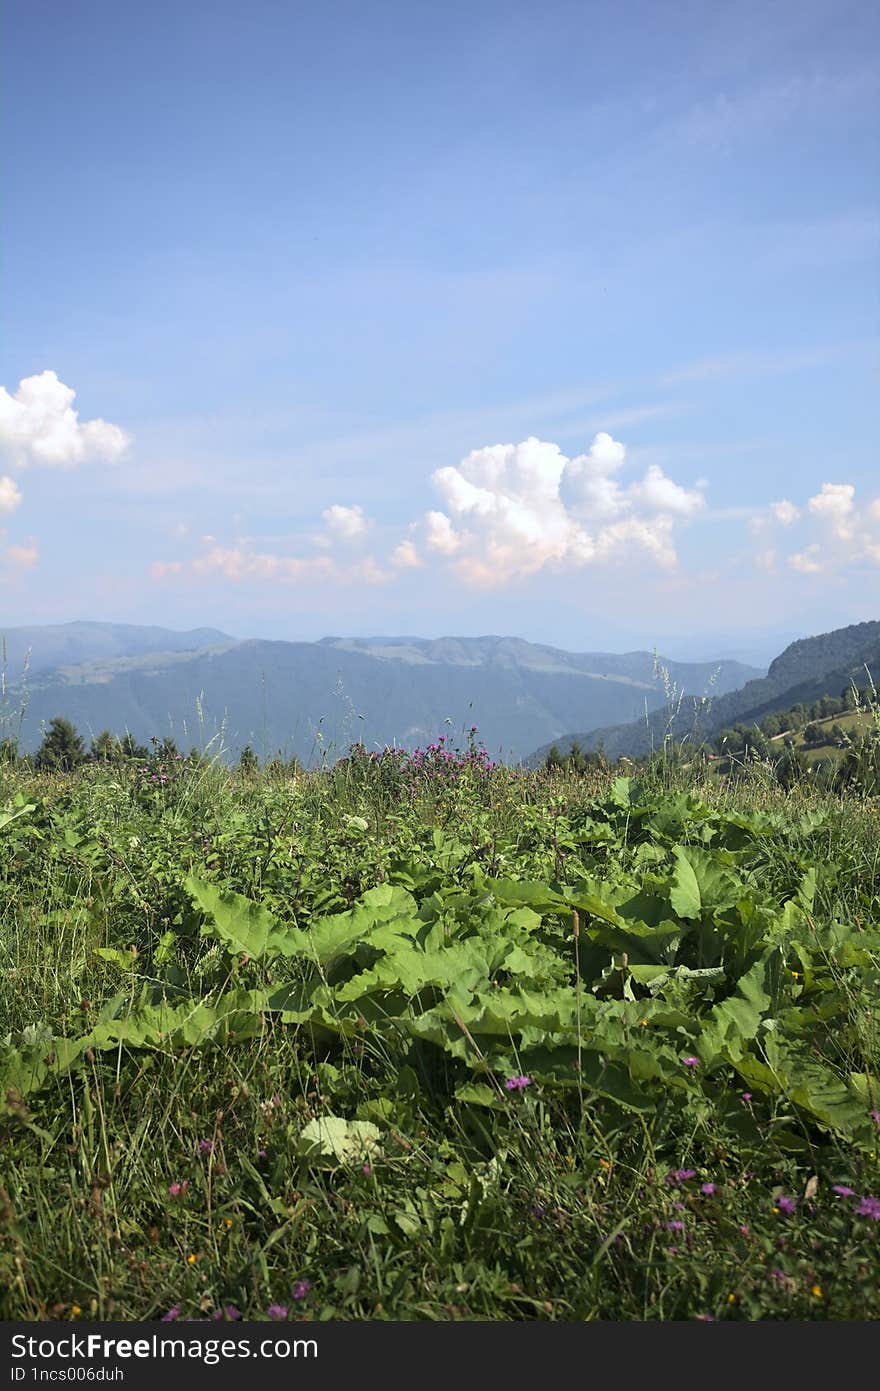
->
(504, 1075, 532, 1091)
(664, 1168, 697, 1185)
(856, 1196, 880, 1220)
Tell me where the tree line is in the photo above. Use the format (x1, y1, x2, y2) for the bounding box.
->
(0, 717, 301, 776)
(543, 680, 880, 795)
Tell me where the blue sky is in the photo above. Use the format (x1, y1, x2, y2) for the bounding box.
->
(1, 0, 877, 664)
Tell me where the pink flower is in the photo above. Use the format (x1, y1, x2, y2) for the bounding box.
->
(775, 1195, 797, 1214)
(856, 1196, 880, 1220)
(168, 1180, 189, 1198)
(682, 1056, 700, 1069)
(504, 1075, 532, 1091)
(292, 1279, 311, 1300)
(700, 1183, 717, 1196)
(832, 1185, 855, 1197)
(267, 1303, 288, 1320)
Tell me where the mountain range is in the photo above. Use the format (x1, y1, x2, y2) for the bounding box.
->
(0, 622, 761, 765)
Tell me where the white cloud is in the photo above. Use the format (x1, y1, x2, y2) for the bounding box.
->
(320, 503, 367, 542)
(424, 510, 463, 554)
(775, 482, 880, 576)
(788, 545, 823, 575)
(0, 475, 22, 514)
(4, 541, 38, 569)
(391, 539, 421, 568)
(770, 499, 800, 526)
(186, 541, 390, 587)
(808, 482, 856, 539)
(423, 432, 703, 585)
(0, 370, 130, 469)
(192, 545, 334, 583)
(628, 464, 705, 517)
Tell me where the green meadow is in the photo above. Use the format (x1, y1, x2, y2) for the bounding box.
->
(2, 741, 880, 1322)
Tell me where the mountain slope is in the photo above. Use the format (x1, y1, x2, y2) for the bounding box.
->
(526, 620, 880, 765)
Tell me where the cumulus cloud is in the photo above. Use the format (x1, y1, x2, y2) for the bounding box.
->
(424, 510, 463, 555)
(0, 370, 130, 469)
(807, 482, 856, 539)
(420, 432, 704, 585)
(752, 482, 880, 576)
(0, 476, 22, 514)
(320, 503, 367, 543)
(628, 464, 704, 517)
(771, 499, 800, 526)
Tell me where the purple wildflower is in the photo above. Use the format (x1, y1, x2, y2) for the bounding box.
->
(741, 1092, 753, 1103)
(267, 1304, 288, 1321)
(664, 1220, 685, 1231)
(665, 1168, 697, 1185)
(832, 1185, 855, 1197)
(168, 1180, 188, 1198)
(292, 1280, 311, 1300)
(222, 1305, 242, 1320)
(700, 1183, 717, 1196)
(257, 1149, 268, 1160)
(775, 1195, 797, 1214)
(771, 1268, 787, 1282)
(161, 1306, 180, 1322)
(682, 1056, 700, 1069)
(871, 1110, 880, 1128)
(362, 1163, 372, 1176)
(198, 1139, 214, 1154)
(856, 1196, 880, 1220)
(504, 1075, 532, 1091)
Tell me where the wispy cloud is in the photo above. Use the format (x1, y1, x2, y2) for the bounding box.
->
(4, 540, 38, 570)
(658, 344, 844, 388)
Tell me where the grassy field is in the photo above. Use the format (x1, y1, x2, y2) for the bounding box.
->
(776, 710, 875, 768)
(2, 742, 880, 1322)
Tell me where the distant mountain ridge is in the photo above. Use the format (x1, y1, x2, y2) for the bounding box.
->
(0, 622, 761, 764)
(526, 619, 880, 765)
(0, 621, 235, 678)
